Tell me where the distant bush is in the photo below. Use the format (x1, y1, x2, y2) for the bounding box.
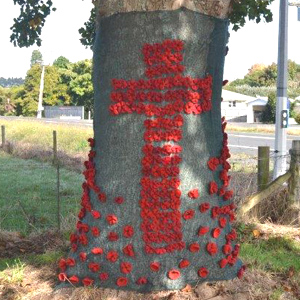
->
(294, 113, 300, 125)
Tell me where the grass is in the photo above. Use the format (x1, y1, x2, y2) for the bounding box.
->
(227, 123, 300, 136)
(0, 151, 83, 232)
(0, 118, 93, 156)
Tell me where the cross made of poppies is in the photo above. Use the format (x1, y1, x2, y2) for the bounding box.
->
(109, 40, 213, 256)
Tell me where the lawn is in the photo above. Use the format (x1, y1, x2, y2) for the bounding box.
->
(0, 151, 83, 232)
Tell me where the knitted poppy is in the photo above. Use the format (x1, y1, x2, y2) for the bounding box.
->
(123, 244, 135, 257)
(188, 189, 199, 199)
(69, 275, 79, 284)
(207, 157, 219, 171)
(209, 181, 218, 195)
(66, 258, 76, 267)
(91, 210, 101, 219)
(198, 226, 209, 236)
(182, 209, 195, 220)
(120, 262, 132, 274)
(212, 228, 221, 239)
(91, 247, 103, 255)
(206, 242, 218, 255)
(88, 262, 100, 272)
(99, 272, 109, 281)
(58, 273, 67, 282)
(91, 227, 100, 237)
(150, 262, 160, 272)
(106, 214, 118, 225)
(189, 243, 200, 253)
(179, 259, 190, 269)
(168, 269, 181, 280)
(199, 202, 210, 213)
(237, 265, 246, 279)
(79, 252, 87, 262)
(222, 244, 232, 255)
(198, 267, 209, 278)
(219, 258, 228, 269)
(137, 277, 148, 285)
(123, 225, 134, 238)
(116, 277, 128, 287)
(115, 196, 124, 204)
(108, 232, 119, 242)
(107, 251, 119, 262)
(82, 277, 94, 286)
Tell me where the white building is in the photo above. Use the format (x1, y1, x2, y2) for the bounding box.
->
(221, 90, 270, 123)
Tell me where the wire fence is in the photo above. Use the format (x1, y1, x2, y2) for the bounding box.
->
(0, 125, 296, 233)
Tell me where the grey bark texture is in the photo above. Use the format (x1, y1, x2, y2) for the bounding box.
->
(61, 7, 243, 292)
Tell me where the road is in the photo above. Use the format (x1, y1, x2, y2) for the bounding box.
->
(1, 116, 300, 155)
(228, 132, 300, 155)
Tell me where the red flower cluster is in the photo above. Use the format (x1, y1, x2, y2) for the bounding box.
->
(168, 269, 181, 280)
(120, 262, 133, 274)
(198, 267, 209, 278)
(188, 189, 199, 199)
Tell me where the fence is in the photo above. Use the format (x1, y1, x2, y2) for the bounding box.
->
(0, 125, 297, 233)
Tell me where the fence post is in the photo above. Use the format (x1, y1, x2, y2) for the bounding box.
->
(288, 140, 300, 208)
(1, 125, 5, 148)
(53, 130, 61, 231)
(258, 146, 270, 191)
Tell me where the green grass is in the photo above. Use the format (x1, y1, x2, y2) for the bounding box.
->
(240, 236, 300, 274)
(0, 119, 92, 155)
(0, 151, 83, 232)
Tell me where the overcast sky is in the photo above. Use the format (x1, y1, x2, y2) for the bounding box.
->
(0, 0, 300, 81)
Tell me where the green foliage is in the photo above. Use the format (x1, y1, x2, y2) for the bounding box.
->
(53, 56, 70, 69)
(78, 8, 96, 49)
(10, 0, 275, 48)
(30, 49, 43, 66)
(294, 113, 300, 125)
(10, 0, 56, 47)
(261, 92, 276, 123)
(229, 0, 274, 31)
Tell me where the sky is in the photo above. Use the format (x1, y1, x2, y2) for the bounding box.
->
(0, 0, 300, 81)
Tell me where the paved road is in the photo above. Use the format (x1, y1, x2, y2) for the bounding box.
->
(1, 116, 300, 155)
(228, 132, 300, 155)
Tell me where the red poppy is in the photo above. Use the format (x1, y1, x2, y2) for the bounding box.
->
(82, 277, 94, 286)
(150, 262, 160, 272)
(66, 258, 76, 267)
(107, 251, 119, 262)
(219, 259, 228, 269)
(237, 265, 246, 279)
(206, 242, 218, 255)
(198, 226, 209, 236)
(222, 244, 232, 255)
(182, 209, 195, 220)
(71, 243, 78, 252)
(108, 232, 119, 242)
(120, 262, 132, 274)
(223, 190, 234, 201)
(188, 189, 199, 199)
(179, 259, 190, 269)
(58, 273, 67, 282)
(79, 252, 87, 262)
(98, 193, 107, 202)
(209, 181, 218, 195)
(117, 277, 128, 287)
(58, 258, 67, 271)
(212, 228, 221, 239)
(123, 244, 135, 257)
(106, 214, 118, 225)
(115, 196, 124, 204)
(137, 277, 148, 285)
(91, 210, 101, 219)
(69, 233, 78, 244)
(168, 269, 181, 280)
(199, 202, 210, 213)
(87, 138, 95, 147)
(91, 247, 103, 255)
(69, 275, 79, 284)
(207, 157, 219, 171)
(123, 225, 134, 238)
(99, 272, 109, 281)
(88, 262, 100, 272)
(219, 217, 227, 228)
(198, 267, 209, 278)
(189, 243, 200, 253)
(91, 226, 100, 237)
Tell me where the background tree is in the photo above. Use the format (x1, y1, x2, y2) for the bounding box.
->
(53, 56, 70, 69)
(30, 49, 43, 67)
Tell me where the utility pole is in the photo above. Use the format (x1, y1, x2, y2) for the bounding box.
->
(273, 0, 289, 179)
(37, 65, 45, 119)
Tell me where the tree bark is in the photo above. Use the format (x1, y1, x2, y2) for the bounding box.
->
(59, 0, 244, 292)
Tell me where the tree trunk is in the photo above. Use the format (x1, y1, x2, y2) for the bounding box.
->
(58, 0, 244, 292)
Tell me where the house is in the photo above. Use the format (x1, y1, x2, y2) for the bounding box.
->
(221, 89, 256, 123)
